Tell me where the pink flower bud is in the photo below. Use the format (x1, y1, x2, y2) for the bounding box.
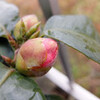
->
(14, 15, 39, 40)
(16, 38, 58, 77)
(21, 15, 39, 31)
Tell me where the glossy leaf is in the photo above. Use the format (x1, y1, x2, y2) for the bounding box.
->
(0, 1, 19, 37)
(0, 1, 19, 59)
(0, 63, 46, 100)
(44, 15, 100, 64)
(0, 38, 14, 58)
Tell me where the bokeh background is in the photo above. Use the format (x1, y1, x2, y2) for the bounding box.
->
(6, 0, 100, 99)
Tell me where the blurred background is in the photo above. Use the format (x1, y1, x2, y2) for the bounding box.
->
(5, 0, 100, 99)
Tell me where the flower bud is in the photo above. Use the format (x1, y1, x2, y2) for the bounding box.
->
(14, 15, 40, 41)
(16, 38, 58, 77)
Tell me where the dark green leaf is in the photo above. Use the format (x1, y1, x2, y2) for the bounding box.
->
(0, 1, 19, 59)
(0, 1, 19, 37)
(45, 95, 63, 100)
(0, 38, 14, 58)
(44, 15, 100, 42)
(0, 63, 46, 100)
(44, 15, 100, 64)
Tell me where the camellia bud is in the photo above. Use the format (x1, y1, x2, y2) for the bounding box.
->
(16, 38, 58, 77)
(14, 15, 40, 41)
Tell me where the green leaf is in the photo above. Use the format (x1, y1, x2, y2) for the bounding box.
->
(0, 1, 19, 59)
(0, 62, 46, 100)
(0, 38, 14, 58)
(45, 95, 63, 100)
(0, 1, 19, 37)
(44, 15, 100, 64)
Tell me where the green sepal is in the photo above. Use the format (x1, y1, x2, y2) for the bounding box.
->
(25, 22, 40, 38)
(29, 30, 40, 39)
